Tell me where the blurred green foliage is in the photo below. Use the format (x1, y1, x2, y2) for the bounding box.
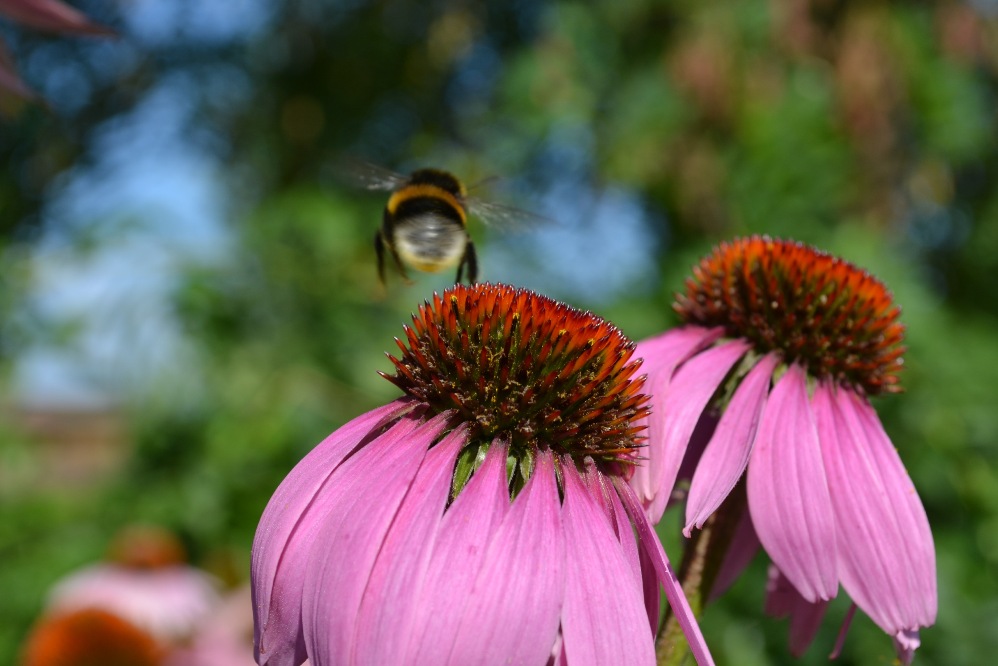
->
(2, 0, 998, 663)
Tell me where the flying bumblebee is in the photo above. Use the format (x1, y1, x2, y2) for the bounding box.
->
(343, 162, 542, 285)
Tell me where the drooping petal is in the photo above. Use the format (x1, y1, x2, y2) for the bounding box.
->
(814, 384, 936, 639)
(403, 441, 512, 663)
(893, 629, 921, 666)
(299, 412, 449, 666)
(352, 426, 468, 664)
(560, 463, 654, 666)
(672, 411, 717, 495)
(614, 478, 716, 666)
(251, 400, 416, 666)
(586, 465, 658, 635)
(643, 337, 749, 523)
(630, 325, 723, 520)
(444, 449, 565, 665)
(581, 464, 641, 586)
(764, 566, 829, 657)
(685, 353, 779, 535)
(747, 364, 837, 603)
(0, 0, 113, 34)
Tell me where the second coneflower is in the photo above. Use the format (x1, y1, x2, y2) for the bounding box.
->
(251, 283, 714, 666)
(630, 237, 936, 663)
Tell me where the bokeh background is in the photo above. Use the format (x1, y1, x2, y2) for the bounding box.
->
(2, 0, 997, 664)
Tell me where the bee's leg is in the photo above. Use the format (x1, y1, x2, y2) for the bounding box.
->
(388, 244, 413, 285)
(374, 231, 388, 286)
(457, 240, 479, 284)
(378, 214, 413, 286)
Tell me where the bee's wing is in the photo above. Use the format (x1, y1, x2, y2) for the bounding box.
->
(466, 197, 552, 231)
(331, 160, 408, 192)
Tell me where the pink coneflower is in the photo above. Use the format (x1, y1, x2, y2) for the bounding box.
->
(45, 525, 220, 645)
(251, 283, 714, 666)
(630, 236, 936, 662)
(0, 0, 112, 99)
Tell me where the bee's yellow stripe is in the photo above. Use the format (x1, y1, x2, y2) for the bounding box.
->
(387, 184, 467, 225)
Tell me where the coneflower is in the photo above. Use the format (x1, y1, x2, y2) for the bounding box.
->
(46, 525, 220, 644)
(251, 283, 714, 666)
(630, 236, 935, 663)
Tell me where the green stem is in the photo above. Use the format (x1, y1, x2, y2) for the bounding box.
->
(656, 481, 748, 666)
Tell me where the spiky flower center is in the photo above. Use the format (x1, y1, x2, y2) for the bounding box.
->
(675, 236, 905, 395)
(385, 284, 649, 467)
(20, 609, 162, 666)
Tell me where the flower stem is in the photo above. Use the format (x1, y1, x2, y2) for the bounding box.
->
(656, 482, 747, 666)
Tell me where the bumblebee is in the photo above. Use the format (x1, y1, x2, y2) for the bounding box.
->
(344, 162, 542, 285)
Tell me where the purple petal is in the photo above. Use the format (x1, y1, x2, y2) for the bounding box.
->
(747, 364, 837, 603)
(0, 0, 114, 34)
(560, 463, 654, 666)
(251, 400, 415, 666)
(352, 426, 468, 663)
(814, 385, 936, 638)
(615, 478, 716, 666)
(708, 509, 760, 602)
(630, 326, 723, 520)
(685, 353, 779, 535)
(444, 450, 565, 665)
(403, 441, 512, 662)
(299, 412, 449, 666)
(673, 411, 717, 496)
(643, 337, 749, 523)
(764, 565, 829, 656)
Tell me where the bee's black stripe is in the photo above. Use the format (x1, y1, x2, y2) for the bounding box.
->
(393, 194, 466, 228)
(407, 169, 465, 196)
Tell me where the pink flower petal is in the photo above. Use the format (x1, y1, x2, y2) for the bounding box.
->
(352, 426, 468, 663)
(685, 353, 779, 535)
(560, 463, 654, 665)
(444, 449, 565, 665)
(0, 0, 113, 35)
(631, 326, 723, 520)
(814, 385, 936, 638)
(643, 337, 749, 523)
(584, 465, 658, 634)
(299, 413, 449, 666)
(251, 400, 416, 666)
(403, 441, 513, 663)
(747, 364, 838, 603)
(615, 478, 716, 666)
(764, 565, 829, 657)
